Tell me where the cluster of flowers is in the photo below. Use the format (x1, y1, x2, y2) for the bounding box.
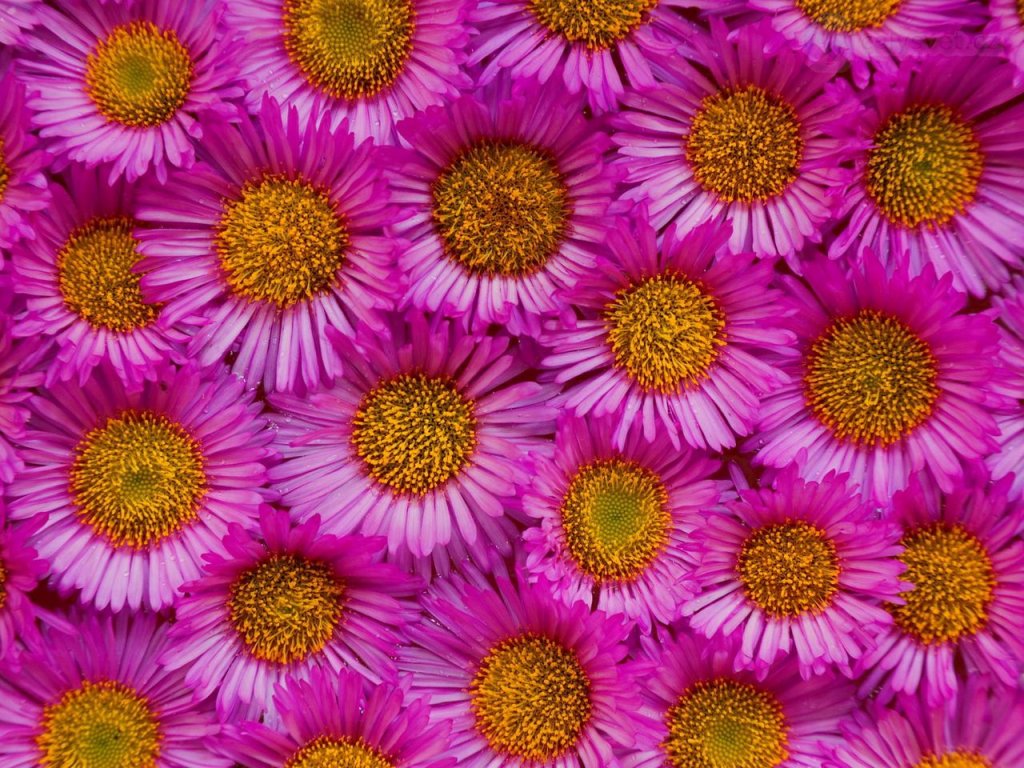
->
(1, 0, 1024, 766)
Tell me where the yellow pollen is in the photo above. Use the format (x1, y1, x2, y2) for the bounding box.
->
(795, 0, 902, 31)
(805, 310, 939, 445)
(431, 141, 570, 277)
(285, 736, 394, 768)
(57, 217, 159, 333)
(528, 0, 658, 49)
(283, 0, 414, 100)
(915, 751, 992, 768)
(560, 459, 671, 582)
(604, 273, 726, 393)
(664, 679, 789, 768)
(0, 139, 9, 202)
(889, 524, 995, 645)
(216, 175, 348, 308)
(866, 104, 983, 229)
(85, 21, 193, 128)
(737, 522, 840, 617)
(37, 681, 161, 768)
(228, 554, 345, 664)
(471, 634, 592, 762)
(70, 411, 206, 549)
(686, 85, 804, 203)
(351, 373, 477, 496)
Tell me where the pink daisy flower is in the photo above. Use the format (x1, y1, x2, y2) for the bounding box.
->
(19, 0, 240, 182)
(988, 276, 1024, 501)
(751, 252, 1005, 502)
(398, 570, 642, 767)
(388, 77, 618, 336)
(858, 475, 1024, 706)
(829, 54, 1024, 297)
(224, 0, 472, 144)
(627, 631, 853, 768)
(0, 0, 39, 45)
(0, 55, 49, 249)
(10, 167, 190, 389)
(0, 507, 47, 665)
(5, 362, 273, 613)
(829, 677, 1024, 768)
(136, 98, 397, 395)
(988, 0, 1024, 86)
(683, 468, 906, 677)
(212, 668, 453, 768)
(161, 509, 419, 720)
(748, 0, 980, 87)
(0, 610, 229, 768)
(0, 276, 45, 484)
(541, 216, 793, 452)
(613, 20, 856, 265)
(269, 311, 556, 575)
(468, 0, 696, 113)
(521, 413, 723, 632)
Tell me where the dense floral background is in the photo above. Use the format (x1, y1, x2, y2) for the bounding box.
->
(1, 1, 1023, 766)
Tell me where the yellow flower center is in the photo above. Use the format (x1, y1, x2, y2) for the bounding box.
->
(794, 0, 902, 31)
(737, 522, 840, 618)
(431, 141, 570, 277)
(560, 459, 671, 582)
(350, 373, 477, 496)
(57, 218, 160, 333)
(604, 273, 726, 393)
(70, 411, 206, 549)
(216, 175, 348, 309)
(527, 0, 659, 49)
(866, 105, 983, 229)
(686, 85, 804, 203)
(915, 751, 992, 768)
(37, 681, 161, 768)
(664, 679, 789, 768)
(285, 736, 394, 768)
(890, 524, 995, 645)
(805, 310, 939, 445)
(283, 0, 415, 100)
(85, 21, 193, 128)
(228, 554, 345, 664)
(471, 634, 592, 762)
(0, 139, 9, 202)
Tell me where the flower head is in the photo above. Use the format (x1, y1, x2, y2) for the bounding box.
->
(0, 508, 47, 665)
(0, 55, 49, 249)
(988, 275, 1024, 501)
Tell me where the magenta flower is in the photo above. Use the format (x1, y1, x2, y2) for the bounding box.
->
(398, 570, 642, 767)
(542, 216, 793, 452)
(0, 55, 49, 249)
(0, 0, 40, 44)
(225, 0, 472, 144)
(988, 276, 1024, 501)
(752, 252, 1005, 501)
(19, 0, 241, 182)
(521, 413, 723, 632)
(5, 363, 273, 612)
(0, 275, 44, 485)
(613, 20, 856, 265)
(988, 0, 1024, 86)
(0, 507, 46, 665)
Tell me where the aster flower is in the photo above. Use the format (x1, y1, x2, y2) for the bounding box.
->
(19, 0, 240, 182)
(161, 509, 420, 720)
(5, 362, 273, 613)
(521, 413, 723, 632)
(0, 509, 47, 665)
(748, 0, 979, 87)
(0, 56, 49, 249)
(0, 275, 44, 485)
(829, 54, 1024, 297)
(988, 0, 1024, 86)
(988, 276, 1024, 501)
(137, 98, 396, 395)
(225, 0, 471, 144)
(10, 167, 190, 389)
(468, 0, 695, 113)
(0, 610, 229, 768)
(269, 311, 556, 574)
(857, 475, 1024, 706)
(751, 252, 1004, 502)
(829, 677, 1024, 768)
(212, 668, 453, 768)
(627, 631, 853, 768)
(398, 570, 640, 767)
(388, 78, 618, 336)
(613, 21, 856, 264)
(683, 468, 906, 677)
(542, 215, 793, 453)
